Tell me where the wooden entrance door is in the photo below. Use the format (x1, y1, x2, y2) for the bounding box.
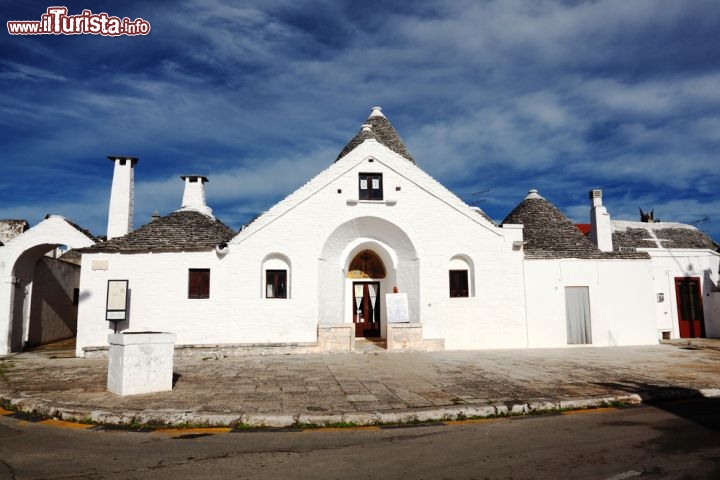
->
(675, 277, 705, 338)
(353, 282, 380, 338)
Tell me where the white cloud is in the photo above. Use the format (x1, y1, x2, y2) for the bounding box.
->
(0, 61, 67, 82)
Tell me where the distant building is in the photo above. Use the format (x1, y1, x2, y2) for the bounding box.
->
(0, 219, 29, 245)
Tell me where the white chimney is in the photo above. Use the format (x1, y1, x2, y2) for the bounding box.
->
(589, 189, 613, 252)
(179, 175, 213, 218)
(106, 156, 138, 239)
(369, 106, 385, 118)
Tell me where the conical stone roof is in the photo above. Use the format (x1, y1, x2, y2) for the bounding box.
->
(81, 211, 236, 253)
(502, 190, 646, 259)
(336, 107, 415, 163)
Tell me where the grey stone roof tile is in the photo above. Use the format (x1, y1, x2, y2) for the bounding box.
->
(612, 224, 717, 251)
(502, 192, 649, 260)
(81, 211, 236, 253)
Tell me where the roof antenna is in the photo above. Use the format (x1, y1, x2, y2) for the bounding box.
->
(467, 188, 491, 205)
(690, 216, 708, 225)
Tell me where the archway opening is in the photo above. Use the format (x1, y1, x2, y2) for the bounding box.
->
(318, 216, 420, 341)
(9, 243, 81, 352)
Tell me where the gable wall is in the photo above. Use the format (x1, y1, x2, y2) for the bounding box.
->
(229, 141, 527, 350)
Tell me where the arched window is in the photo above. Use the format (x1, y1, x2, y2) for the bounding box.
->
(263, 254, 291, 299)
(449, 255, 474, 298)
(347, 250, 386, 279)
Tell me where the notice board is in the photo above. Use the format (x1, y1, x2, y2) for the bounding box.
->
(385, 293, 409, 323)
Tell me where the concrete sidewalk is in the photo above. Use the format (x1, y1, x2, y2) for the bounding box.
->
(1, 340, 719, 428)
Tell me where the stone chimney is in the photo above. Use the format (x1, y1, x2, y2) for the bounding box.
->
(179, 175, 213, 218)
(106, 156, 139, 239)
(588, 189, 613, 252)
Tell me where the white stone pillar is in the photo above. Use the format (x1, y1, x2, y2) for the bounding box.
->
(106, 156, 139, 239)
(0, 274, 13, 355)
(589, 189, 613, 252)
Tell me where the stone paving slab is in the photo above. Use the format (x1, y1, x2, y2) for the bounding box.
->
(1, 341, 720, 427)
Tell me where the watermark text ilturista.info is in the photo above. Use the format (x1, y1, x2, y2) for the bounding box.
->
(8, 7, 150, 36)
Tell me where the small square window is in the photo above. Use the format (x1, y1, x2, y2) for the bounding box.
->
(266, 269, 287, 298)
(359, 173, 383, 200)
(449, 270, 469, 298)
(188, 269, 210, 299)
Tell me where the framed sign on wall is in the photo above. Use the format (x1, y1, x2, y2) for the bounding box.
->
(106, 280, 129, 331)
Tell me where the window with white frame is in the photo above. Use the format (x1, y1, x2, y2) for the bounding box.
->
(359, 173, 383, 200)
(263, 254, 291, 299)
(449, 256, 473, 298)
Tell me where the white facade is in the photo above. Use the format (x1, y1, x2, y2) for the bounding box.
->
(605, 220, 720, 340)
(76, 138, 531, 355)
(645, 248, 719, 339)
(523, 259, 657, 347)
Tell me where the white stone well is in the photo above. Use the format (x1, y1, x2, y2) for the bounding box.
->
(107, 331, 177, 396)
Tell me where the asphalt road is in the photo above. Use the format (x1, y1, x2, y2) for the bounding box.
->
(1, 399, 719, 479)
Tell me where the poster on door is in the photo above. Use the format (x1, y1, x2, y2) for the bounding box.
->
(385, 293, 409, 323)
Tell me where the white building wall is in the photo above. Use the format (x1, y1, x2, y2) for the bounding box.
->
(645, 249, 720, 339)
(524, 259, 657, 347)
(78, 139, 678, 354)
(707, 292, 720, 338)
(77, 140, 528, 354)
(230, 141, 527, 351)
(75, 249, 320, 357)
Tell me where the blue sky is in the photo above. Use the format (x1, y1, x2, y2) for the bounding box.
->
(2, 0, 719, 241)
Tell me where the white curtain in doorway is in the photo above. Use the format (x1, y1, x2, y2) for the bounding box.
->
(565, 286, 592, 344)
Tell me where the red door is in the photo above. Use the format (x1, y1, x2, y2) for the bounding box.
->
(675, 277, 705, 338)
(352, 282, 380, 338)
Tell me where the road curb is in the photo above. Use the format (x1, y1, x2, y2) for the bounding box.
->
(2, 388, 719, 430)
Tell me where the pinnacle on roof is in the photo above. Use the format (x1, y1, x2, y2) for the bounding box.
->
(336, 106, 415, 163)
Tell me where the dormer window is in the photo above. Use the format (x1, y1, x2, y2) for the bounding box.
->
(359, 173, 383, 200)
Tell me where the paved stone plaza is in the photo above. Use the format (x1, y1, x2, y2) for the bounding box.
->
(1, 340, 719, 427)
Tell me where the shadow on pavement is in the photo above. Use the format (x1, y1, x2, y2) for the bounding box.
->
(595, 380, 720, 433)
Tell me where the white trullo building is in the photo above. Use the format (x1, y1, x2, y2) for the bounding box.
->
(69, 107, 715, 357)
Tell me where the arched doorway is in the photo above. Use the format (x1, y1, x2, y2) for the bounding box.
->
(318, 216, 419, 341)
(348, 250, 386, 338)
(0, 216, 95, 354)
